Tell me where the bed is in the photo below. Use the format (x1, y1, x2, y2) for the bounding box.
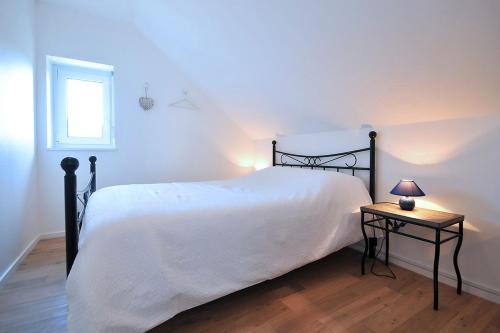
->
(60, 131, 377, 333)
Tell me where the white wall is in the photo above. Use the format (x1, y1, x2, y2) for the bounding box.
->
(35, 2, 254, 233)
(38, 0, 500, 139)
(130, 0, 500, 139)
(254, 114, 500, 302)
(0, 0, 39, 279)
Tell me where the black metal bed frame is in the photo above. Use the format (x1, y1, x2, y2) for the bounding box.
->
(60, 131, 377, 276)
(61, 156, 96, 276)
(273, 131, 377, 201)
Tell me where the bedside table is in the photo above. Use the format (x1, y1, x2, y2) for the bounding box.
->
(360, 202, 464, 310)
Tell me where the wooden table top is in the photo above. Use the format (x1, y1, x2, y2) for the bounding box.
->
(361, 202, 464, 228)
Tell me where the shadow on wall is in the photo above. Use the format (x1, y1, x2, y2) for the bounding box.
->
(377, 115, 500, 293)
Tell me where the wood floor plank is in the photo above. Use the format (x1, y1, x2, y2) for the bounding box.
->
(439, 297, 500, 333)
(1, 237, 499, 333)
(321, 287, 399, 332)
(363, 280, 433, 333)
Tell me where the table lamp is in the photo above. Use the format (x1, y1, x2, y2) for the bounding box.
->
(390, 180, 425, 211)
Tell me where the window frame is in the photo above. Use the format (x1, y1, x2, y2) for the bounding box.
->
(47, 56, 115, 150)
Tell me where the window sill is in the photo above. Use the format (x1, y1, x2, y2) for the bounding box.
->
(46, 145, 117, 151)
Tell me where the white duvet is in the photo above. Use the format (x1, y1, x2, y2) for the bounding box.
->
(67, 167, 372, 333)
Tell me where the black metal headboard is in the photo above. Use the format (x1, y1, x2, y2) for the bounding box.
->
(272, 131, 377, 201)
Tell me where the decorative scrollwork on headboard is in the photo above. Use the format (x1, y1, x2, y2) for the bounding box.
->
(272, 131, 377, 201)
(280, 152, 358, 168)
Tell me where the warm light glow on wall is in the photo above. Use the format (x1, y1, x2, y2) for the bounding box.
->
(254, 160, 270, 171)
(382, 141, 459, 166)
(379, 117, 499, 166)
(414, 198, 446, 211)
(232, 155, 254, 169)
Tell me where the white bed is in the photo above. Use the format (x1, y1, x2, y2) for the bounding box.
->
(66, 166, 372, 333)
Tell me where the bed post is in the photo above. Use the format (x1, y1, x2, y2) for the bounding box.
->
(61, 157, 79, 277)
(90, 156, 97, 192)
(272, 140, 277, 166)
(369, 131, 377, 202)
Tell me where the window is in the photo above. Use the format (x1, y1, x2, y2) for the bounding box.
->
(47, 56, 115, 149)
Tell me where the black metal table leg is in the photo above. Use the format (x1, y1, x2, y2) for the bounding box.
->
(361, 212, 368, 275)
(454, 221, 463, 295)
(433, 229, 441, 310)
(385, 218, 389, 266)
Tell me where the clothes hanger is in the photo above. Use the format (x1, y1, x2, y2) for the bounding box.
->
(168, 89, 200, 110)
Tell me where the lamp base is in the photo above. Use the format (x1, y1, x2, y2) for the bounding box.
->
(399, 196, 415, 211)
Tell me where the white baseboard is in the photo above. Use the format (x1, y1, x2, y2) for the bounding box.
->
(350, 244, 500, 304)
(0, 231, 65, 286)
(0, 235, 40, 286)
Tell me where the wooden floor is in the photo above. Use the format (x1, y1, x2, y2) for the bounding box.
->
(1, 238, 499, 333)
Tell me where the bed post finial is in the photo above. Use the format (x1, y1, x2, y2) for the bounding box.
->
(272, 140, 277, 166)
(369, 131, 377, 202)
(89, 156, 97, 193)
(61, 157, 79, 174)
(61, 157, 79, 277)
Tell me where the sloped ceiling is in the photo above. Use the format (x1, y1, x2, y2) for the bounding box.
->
(40, 0, 500, 139)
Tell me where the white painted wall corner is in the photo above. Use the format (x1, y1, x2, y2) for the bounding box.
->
(0, 231, 65, 286)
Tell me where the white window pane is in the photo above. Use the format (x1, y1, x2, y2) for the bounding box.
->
(66, 78, 104, 138)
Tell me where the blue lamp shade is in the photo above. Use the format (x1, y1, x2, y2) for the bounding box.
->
(390, 180, 425, 197)
(390, 180, 425, 210)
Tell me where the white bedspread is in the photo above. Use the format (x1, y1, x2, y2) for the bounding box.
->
(67, 167, 372, 333)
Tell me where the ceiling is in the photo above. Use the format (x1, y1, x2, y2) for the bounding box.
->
(40, 0, 500, 139)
